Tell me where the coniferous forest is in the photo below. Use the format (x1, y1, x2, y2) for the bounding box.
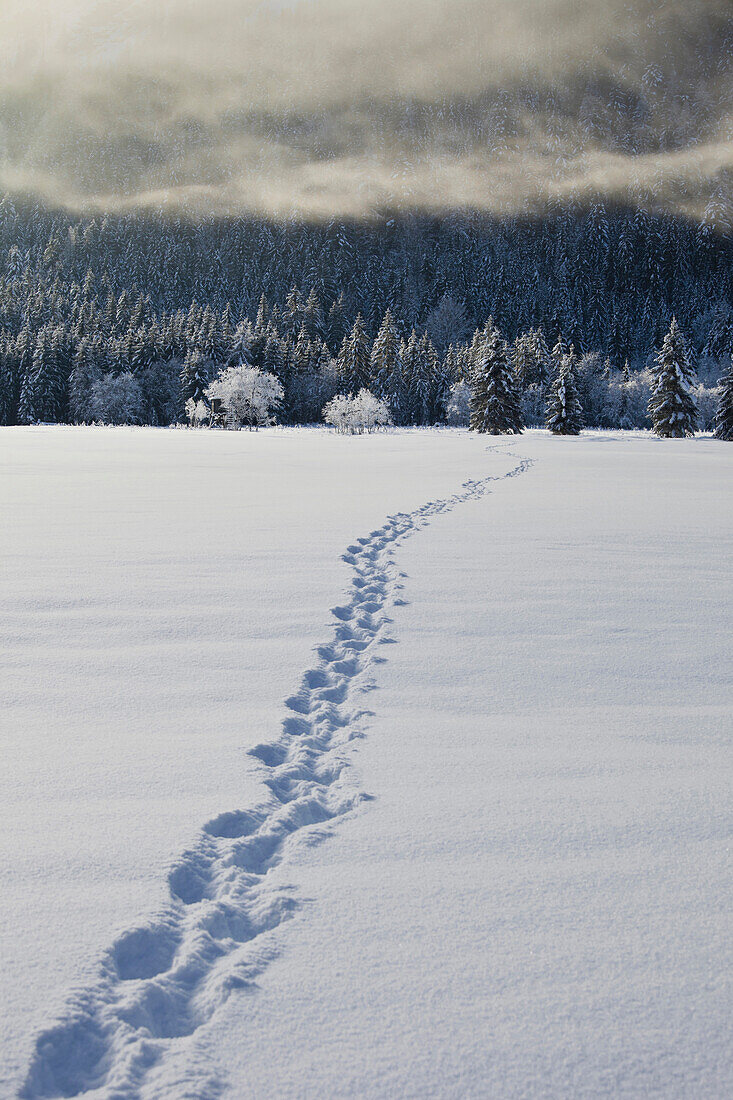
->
(1, 195, 732, 431)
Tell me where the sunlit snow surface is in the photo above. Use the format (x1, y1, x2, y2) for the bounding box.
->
(1, 427, 731, 1098)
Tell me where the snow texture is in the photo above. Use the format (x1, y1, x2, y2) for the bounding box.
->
(1, 426, 731, 1099)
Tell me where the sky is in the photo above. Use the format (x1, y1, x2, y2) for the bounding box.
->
(0, 0, 730, 220)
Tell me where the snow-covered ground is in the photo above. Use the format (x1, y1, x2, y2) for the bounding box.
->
(1, 427, 731, 1099)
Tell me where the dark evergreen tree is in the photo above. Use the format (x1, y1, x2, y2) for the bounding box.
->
(546, 353, 583, 435)
(648, 320, 698, 438)
(69, 337, 102, 423)
(336, 314, 371, 393)
(703, 302, 733, 362)
(0, 341, 13, 425)
(469, 322, 523, 434)
(513, 328, 550, 390)
(370, 310, 400, 401)
(180, 349, 209, 409)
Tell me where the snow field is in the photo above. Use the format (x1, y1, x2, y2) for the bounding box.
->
(0, 425, 521, 1097)
(1, 427, 730, 1098)
(194, 431, 732, 1098)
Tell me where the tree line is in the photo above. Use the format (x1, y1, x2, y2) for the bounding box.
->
(0, 194, 732, 430)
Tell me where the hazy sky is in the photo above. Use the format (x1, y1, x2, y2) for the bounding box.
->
(0, 0, 730, 220)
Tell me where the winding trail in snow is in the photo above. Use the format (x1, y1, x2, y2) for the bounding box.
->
(21, 446, 533, 1100)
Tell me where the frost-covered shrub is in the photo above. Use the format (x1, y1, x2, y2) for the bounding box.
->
(205, 365, 283, 427)
(445, 381, 471, 426)
(89, 372, 145, 425)
(185, 397, 210, 427)
(323, 389, 391, 433)
(323, 394, 352, 432)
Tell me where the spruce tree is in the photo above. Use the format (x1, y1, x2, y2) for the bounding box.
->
(648, 320, 698, 438)
(713, 357, 733, 441)
(69, 338, 104, 423)
(0, 347, 12, 426)
(545, 353, 583, 435)
(336, 315, 371, 393)
(180, 349, 210, 409)
(469, 322, 523, 434)
(370, 311, 400, 401)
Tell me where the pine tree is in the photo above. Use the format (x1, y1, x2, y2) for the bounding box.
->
(336, 315, 371, 393)
(703, 302, 733, 362)
(513, 328, 550, 390)
(303, 287, 324, 341)
(17, 327, 68, 424)
(370, 310, 400, 401)
(418, 334, 441, 424)
(180, 349, 210, 409)
(400, 331, 422, 424)
(69, 338, 102, 423)
(713, 357, 733, 441)
(648, 320, 698, 438)
(326, 293, 348, 352)
(469, 322, 523, 434)
(0, 340, 13, 425)
(545, 353, 583, 435)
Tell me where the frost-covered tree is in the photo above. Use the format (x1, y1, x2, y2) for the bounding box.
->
(546, 353, 583, 435)
(323, 389, 391, 433)
(322, 393, 351, 433)
(469, 322, 523, 434)
(205, 364, 283, 428)
(185, 397, 210, 427)
(713, 357, 733, 441)
(89, 372, 145, 425)
(648, 320, 698, 438)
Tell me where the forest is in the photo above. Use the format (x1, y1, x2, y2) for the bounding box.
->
(1, 194, 732, 430)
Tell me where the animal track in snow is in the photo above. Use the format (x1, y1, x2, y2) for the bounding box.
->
(21, 447, 533, 1099)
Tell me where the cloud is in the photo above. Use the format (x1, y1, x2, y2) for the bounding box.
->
(0, 0, 730, 220)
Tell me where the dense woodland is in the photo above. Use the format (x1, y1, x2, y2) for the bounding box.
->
(0, 194, 732, 430)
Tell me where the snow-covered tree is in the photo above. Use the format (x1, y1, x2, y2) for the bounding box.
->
(546, 353, 583, 435)
(714, 357, 733, 441)
(352, 388, 392, 433)
(185, 397, 210, 427)
(648, 320, 698, 437)
(89, 372, 145, 425)
(512, 329, 550, 390)
(323, 389, 391, 433)
(469, 322, 523, 434)
(370, 310, 401, 402)
(322, 393, 352, 433)
(336, 314, 371, 393)
(205, 364, 283, 428)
